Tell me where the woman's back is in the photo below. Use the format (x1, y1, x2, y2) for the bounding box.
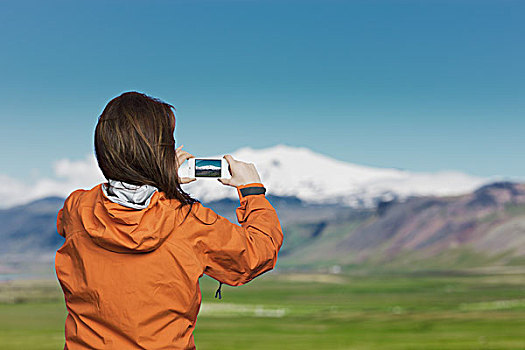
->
(55, 91, 283, 349)
(55, 181, 283, 349)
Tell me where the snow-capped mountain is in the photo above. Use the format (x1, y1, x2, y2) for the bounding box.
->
(180, 144, 494, 207)
(0, 144, 497, 209)
(197, 165, 221, 170)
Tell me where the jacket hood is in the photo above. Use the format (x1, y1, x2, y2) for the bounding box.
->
(77, 183, 182, 253)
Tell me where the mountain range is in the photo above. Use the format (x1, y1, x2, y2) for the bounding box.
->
(1, 145, 523, 276)
(2, 144, 497, 209)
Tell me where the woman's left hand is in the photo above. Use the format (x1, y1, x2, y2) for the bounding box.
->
(176, 145, 196, 184)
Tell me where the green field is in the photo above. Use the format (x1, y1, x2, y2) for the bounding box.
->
(1, 270, 524, 349)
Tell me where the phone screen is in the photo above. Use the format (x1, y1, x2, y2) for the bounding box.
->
(195, 159, 222, 177)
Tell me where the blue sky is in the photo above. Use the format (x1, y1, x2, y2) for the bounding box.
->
(196, 159, 222, 168)
(1, 0, 524, 182)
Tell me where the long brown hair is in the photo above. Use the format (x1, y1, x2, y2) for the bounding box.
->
(94, 91, 198, 210)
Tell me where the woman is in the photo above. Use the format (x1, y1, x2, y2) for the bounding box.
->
(55, 91, 284, 349)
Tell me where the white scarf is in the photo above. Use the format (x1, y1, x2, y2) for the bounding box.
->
(101, 179, 158, 210)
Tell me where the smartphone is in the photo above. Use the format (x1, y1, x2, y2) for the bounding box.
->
(188, 158, 230, 179)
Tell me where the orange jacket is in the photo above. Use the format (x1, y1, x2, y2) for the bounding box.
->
(55, 182, 283, 349)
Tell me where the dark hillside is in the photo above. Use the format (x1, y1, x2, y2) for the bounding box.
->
(1, 182, 524, 275)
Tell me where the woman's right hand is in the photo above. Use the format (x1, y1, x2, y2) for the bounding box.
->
(218, 155, 262, 187)
(176, 145, 196, 184)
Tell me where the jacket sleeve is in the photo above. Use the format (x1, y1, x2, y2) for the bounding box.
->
(189, 183, 284, 286)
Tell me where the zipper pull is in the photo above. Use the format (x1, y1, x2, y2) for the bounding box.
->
(214, 282, 223, 300)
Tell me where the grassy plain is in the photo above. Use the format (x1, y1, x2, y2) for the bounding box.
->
(0, 270, 524, 349)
